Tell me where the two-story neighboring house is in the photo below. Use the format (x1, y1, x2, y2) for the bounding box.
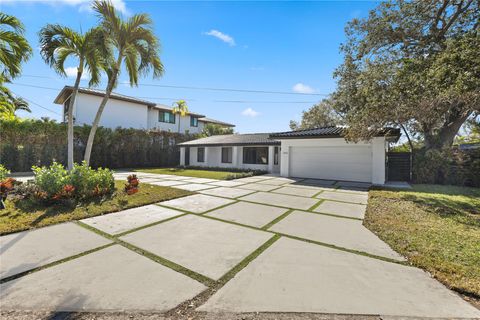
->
(54, 86, 235, 134)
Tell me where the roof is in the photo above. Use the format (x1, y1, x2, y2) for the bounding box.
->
(198, 117, 235, 127)
(270, 126, 401, 141)
(54, 86, 157, 107)
(179, 133, 280, 147)
(153, 103, 205, 118)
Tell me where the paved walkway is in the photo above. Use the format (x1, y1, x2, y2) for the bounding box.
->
(1, 172, 479, 318)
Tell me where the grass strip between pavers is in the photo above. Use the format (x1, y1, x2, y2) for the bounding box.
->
(76, 220, 215, 287)
(0, 242, 115, 284)
(261, 209, 294, 230)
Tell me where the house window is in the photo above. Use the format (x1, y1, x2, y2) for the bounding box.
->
(159, 111, 175, 123)
(243, 147, 268, 165)
(274, 147, 279, 165)
(221, 147, 232, 163)
(197, 147, 205, 162)
(190, 116, 198, 127)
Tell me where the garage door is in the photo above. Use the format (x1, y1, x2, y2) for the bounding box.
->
(289, 146, 372, 182)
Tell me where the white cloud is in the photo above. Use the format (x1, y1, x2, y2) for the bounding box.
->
(204, 29, 236, 46)
(241, 107, 259, 117)
(65, 66, 90, 80)
(292, 82, 315, 94)
(1, 0, 129, 15)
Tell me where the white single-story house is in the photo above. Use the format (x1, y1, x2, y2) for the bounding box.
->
(179, 126, 401, 184)
(54, 86, 234, 134)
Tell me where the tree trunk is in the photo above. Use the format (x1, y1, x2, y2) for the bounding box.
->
(67, 64, 83, 170)
(423, 108, 472, 150)
(83, 55, 122, 166)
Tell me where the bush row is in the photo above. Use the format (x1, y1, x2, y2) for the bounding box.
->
(413, 147, 480, 187)
(0, 118, 195, 172)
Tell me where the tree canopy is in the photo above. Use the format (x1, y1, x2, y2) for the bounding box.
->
(289, 98, 343, 130)
(333, 0, 479, 149)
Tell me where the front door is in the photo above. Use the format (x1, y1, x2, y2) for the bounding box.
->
(185, 147, 190, 166)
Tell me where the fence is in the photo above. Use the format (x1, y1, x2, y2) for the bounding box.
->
(387, 152, 411, 181)
(0, 119, 195, 172)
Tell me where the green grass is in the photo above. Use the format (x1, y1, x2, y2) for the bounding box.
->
(364, 184, 480, 298)
(133, 167, 255, 180)
(0, 181, 193, 235)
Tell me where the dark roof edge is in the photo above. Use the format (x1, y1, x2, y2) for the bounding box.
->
(179, 141, 280, 147)
(54, 86, 157, 107)
(198, 118, 236, 127)
(270, 127, 401, 140)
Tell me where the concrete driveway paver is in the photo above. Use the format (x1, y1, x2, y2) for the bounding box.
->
(120, 215, 272, 280)
(314, 200, 366, 219)
(0, 245, 206, 312)
(233, 177, 272, 183)
(187, 178, 220, 184)
(296, 179, 336, 186)
(207, 180, 246, 188)
(0, 223, 111, 279)
(256, 179, 291, 186)
(200, 187, 255, 199)
(269, 211, 404, 260)
(81, 205, 184, 235)
(316, 191, 368, 204)
(206, 202, 289, 228)
(239, 192, 318, 210)
(199, 237, 480, 318)
(173, 183, 217, 191)
(236, 183, 280, 192)
(159, 194, 235, 213)
(148, 180, 189, 187)
(272, 186, 319, 198)
(336, 181, 372, 189)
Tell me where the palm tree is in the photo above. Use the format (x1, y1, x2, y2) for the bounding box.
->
(0, 86, 30, 120)
(83, 0, 164, 165)
(39, 25, 103, 170)
(172, 100, 188, 133)
(0, 13, 32, 81)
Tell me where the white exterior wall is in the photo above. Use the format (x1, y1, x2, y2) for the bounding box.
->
(279, 137, 387, 184)
(73, 93, 148, 129)
(68, 94, 211, 133)
(184, 145, 280, 172)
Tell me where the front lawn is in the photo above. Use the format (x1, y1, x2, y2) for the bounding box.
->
(133, 167, 262, 180)
(0, 181, 192, 235)
(365, 184, 480, 300)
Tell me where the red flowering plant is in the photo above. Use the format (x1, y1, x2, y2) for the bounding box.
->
(125, 174, 140, 195)
(0, 178, 16, 209)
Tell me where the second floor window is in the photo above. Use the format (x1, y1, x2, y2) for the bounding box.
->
(159, 111, 175, 124)
(190, 116, 198, 127)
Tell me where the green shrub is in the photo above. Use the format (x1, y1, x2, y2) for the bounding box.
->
(31, 161, 115, 202)
(69, 162, 115, 199)
(0, 165, 10, 181)
(413, 148, 480, 187)
(32, 162, 69, 199)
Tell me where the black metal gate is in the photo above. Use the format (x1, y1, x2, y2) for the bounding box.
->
(387, 152, 411, 181)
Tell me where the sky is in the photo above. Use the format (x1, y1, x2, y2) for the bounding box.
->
(1, 0, 378, 133)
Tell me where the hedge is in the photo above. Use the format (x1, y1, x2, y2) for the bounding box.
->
(412, 147, 480, 187)
(0, 118, 195, 172)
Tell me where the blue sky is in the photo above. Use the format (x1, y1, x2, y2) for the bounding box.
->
(1, 0, 377, 133)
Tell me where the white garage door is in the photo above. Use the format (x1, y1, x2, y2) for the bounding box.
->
(289, 146, 373, 182)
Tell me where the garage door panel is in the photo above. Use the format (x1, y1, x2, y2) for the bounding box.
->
(289, 146, 372, 182)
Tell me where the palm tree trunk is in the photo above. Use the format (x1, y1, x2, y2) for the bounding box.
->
(83, 55, 122, 166)
(67, 64, 83, 170)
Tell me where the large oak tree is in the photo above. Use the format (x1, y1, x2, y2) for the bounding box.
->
(333, 0, 479, 150)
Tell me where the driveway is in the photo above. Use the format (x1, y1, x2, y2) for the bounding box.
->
(1, 172, 479, 319)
